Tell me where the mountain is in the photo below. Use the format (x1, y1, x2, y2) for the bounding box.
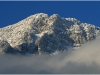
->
(0, 13, 100, 55)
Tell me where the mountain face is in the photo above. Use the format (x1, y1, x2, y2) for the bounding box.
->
(0, 13, 100, 55)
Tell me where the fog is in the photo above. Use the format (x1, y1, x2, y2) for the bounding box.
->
(0, 37, 100, 74)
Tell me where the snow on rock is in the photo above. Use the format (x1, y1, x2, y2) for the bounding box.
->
(0, 13, 100, 55)
(0, 37, 16, 54)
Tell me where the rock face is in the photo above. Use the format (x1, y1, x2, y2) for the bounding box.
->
(0, 13, 100, 55)
(0, 37, 16, 54)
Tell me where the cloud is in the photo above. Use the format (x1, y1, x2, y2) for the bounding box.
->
(0, 37, 100, 74)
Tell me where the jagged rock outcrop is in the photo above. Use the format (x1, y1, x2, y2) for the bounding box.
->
(0, 13, 100, 55)
(69, 23, 86, 47)
(0, 37, 16, 54)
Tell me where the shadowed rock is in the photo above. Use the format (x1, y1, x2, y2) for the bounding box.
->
(0, 37, 16, 54)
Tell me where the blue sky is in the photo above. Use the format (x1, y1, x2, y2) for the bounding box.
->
(0, 1, 100, 28)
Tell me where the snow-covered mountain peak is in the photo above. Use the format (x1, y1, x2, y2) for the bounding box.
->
(0, 13, 100, 55)
(33, 13, 48, 19)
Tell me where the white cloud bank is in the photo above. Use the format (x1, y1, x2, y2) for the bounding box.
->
(0, 36, 100, 74)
